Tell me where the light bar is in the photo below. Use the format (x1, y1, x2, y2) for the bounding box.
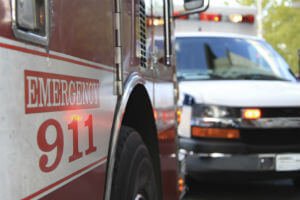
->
(173, 11, 189, 20)
(192, 127, 240, 139)
(229, 14, 243, 23)
(147, 17, 164, 26)
(199, 13, 222, 22)
(242, 108, 261, 120)
(229, 14, 255, 24)
(242, 15, 255, 24)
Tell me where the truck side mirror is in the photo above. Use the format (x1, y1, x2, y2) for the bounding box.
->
(175, 0, 209, 17)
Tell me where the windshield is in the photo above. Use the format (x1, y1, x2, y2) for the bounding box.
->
(175, 36, 296, 82)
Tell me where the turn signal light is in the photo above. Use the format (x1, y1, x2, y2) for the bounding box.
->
(158, 128, 176, 142)
(178, 177, 185, 192)
(242, 108, 261, 120)
(177, 108, 182, 124)
(191, 127, 240, 139)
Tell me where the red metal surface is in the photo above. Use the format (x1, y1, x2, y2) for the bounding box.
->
(159, 126, 180, 200)
(0, 0, 13, 39)
(49, 0, 115, 66)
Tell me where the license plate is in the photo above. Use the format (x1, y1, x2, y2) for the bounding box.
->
(276, 154, 300, 171)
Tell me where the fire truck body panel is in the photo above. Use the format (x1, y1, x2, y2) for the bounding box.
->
(0, 33, 115, 200)
(0, 0, 179, 199)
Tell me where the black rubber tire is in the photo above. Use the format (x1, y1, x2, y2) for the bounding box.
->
(111, 126, 159, 200)
(293, 178, 300, 187)
(185, 175, 197, 192)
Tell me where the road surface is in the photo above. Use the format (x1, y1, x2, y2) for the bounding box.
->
(183, 180, 300, 200)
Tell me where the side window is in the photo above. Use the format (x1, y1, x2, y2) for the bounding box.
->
(145, 0, 165, 66)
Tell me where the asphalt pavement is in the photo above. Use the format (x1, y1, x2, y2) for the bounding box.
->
(183, 179, 300, 200)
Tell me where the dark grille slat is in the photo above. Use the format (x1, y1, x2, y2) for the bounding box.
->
(240, 128, 300, 146)
(260, 108, 300, 118)
(137, 0, 147, 68)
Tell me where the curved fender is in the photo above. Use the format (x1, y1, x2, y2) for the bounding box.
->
(104, 72, 145, 200)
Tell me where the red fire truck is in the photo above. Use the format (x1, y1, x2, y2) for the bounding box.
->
(0, 0, 208, 199)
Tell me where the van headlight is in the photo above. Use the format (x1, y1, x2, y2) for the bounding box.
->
(191, 104, 240, 139)
(192, 104, 238, 118)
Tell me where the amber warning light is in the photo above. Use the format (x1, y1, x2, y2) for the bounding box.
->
(192, 127, 240, 139)
(242, 108, 262, 120)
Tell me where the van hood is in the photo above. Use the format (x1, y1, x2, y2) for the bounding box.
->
(178, 80, 300, 107)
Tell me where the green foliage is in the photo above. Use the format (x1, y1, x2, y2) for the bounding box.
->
(236, 0, 255, 6)
(237, 0, 300, 73)
(264, 4, 300, 73)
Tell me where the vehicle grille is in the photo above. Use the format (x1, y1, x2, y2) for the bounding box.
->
(240, 128, 300, 146)
(136, 0, 147, 68)
(259, 107, 300, 118)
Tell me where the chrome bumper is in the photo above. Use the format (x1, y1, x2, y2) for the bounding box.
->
(192, 117, 300, 129)
(180, 150, 277, 172)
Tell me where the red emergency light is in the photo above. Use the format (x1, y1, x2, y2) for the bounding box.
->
(199, 13, 222, 22)
(242, 14, 255, 24)
(173, 11, 189, 20)
(229, 14, 255, 24)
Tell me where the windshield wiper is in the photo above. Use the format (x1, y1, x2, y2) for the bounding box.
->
(235, 74, 287, 81)
(177, 75, 186, 81)
(177, 73, 231, 81)
(206, 73, 227, 80)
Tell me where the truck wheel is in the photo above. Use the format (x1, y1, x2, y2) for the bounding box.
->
(293, 178, 300, 187)
(111, 126, 158, 200)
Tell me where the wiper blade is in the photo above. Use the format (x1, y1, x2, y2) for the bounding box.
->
(177, 75, 186, 81)
(207, 73, 225, 79)
(235, 74, 287, 81)
(177, 72, 230, 80)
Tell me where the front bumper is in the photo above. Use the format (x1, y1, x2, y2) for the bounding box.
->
(182, 152, 300, 181)
(179, 137, 300, 181)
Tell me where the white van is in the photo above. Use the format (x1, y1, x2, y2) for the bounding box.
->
(176, 31, 300, 184)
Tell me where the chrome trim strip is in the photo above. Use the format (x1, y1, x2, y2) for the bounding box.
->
(11, 0, 50, 46)
(163, 0, 171, 66)
(192, 117, 300, 128)
(239, 117, 300, 128)
(104, 72, 145, 200)
(114, 0, 123, 95)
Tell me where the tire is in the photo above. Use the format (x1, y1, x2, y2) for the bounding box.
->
(293, 178, 300, 187)
(111, 126, 159, 200)
(185, 175, 197, 192)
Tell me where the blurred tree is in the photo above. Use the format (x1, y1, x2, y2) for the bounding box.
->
(236, 0, 300, 74)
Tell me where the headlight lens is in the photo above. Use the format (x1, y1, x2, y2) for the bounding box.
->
(192, 104, 238, 118)
(191, 105, 240, 139)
